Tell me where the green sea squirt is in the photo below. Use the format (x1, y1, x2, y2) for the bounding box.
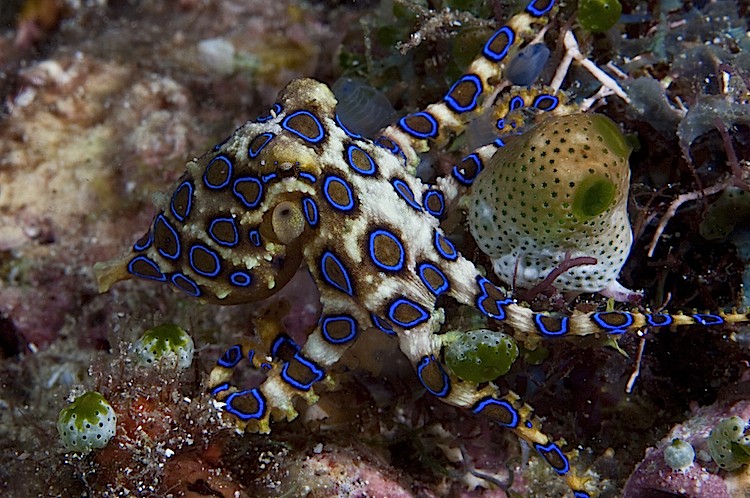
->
(468, 113, 636, 300)
(708, 416, 750, 471)
(663, 438, 695, 472)
(57, 391, 117, 454)
(133, 323, 195, 369)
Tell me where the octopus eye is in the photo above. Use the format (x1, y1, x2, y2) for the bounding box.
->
(272, 201, 306, 245)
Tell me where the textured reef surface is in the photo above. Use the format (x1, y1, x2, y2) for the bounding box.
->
(0, 0, 749, 497)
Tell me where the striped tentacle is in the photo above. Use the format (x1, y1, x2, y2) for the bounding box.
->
(209, 337, 289, 434)
(379, 0, 558, 172)
(503, 304, 750, 342)
(438, 86, 573, 205)
(414, 343, 594, 497)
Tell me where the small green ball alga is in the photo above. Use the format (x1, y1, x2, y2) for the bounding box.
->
(578, 0, 622, 33)
(445, 329, 519, 383)
(57, 391, 117, 454)
(133, 323, 194, 369)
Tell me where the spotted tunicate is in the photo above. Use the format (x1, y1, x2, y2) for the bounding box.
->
(708, 416, 750, 471)
(467, 113, 635, 300)
(445, 329, 519, 383)
(133, 323, 195, 369)
(57, 391, 117, 454)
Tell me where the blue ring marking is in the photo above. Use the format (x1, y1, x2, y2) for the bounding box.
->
(298, 171, 317, 183)
(693, 313, 724, 326)
(229, 271, 252, 287)
(203, 155, 233, 190)
(217, 344, 243, 368)
(323, 175, 355, 211)
(471, 398, 519, 428)
(495, 118, 505, 131)
(155, 214, 181, 260)
(271, 335, 300, 357)
(368, 229, 406, 272)
(387, 297, 430, 328)
(482, 26, 515, 62)
(451, 153, 483, 186)
(417, 262, 449, 296)
(416, 355, 450, 397)
(321, 251, 354, 296)
(370, 313, 396, 336)
(171, 273, 201, 297)
(247, 349, 255, 363)
(261, 172, 278, 183)
(398, 112, 439, 139)
(509, 95, 525, 111)
(434, 230, 458, 261)
(592, 311, 633, 335)
(232, 177, 264, 208)
(346, 144, 377, 176)
(423, 190, 445, 217)
(525, 420, 533, 428)
(189, 244, 221, 278)
(280, 353, 325, 391)
(534, 442, 570, 475)
(375, 137, 407, 166)
(390, 178, 422, 211)
(127, 255, 167, 282)
(256, 103, 282, 122)
(646, 313, 673, 327)
(476, 275, 513, 320)
(533, 94, 559, 111)
(444, 74, 482, 113)
(533, 314, 570, 337)
(526, 0, 555, 17)
(282, 110, 325, 143)
(302, 197, 319, 227)
(248, 132, 275, 158)
(335, 113, 363, 139)
(494, 137, 507, 147)
(375, 136, 398, 153)
(321, 315, 358, 344)
(248, 229, 261, 247)
(574, 493, 591, 498)
(224, 388, 266, 421)
(208, 217, 239, 247)
(210, 382, 230, 396)
(133, 232, 153, 252)
(170, 181, 194, 222)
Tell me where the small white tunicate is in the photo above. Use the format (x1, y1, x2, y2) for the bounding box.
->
(664, 439, 695, 472)
(198, 38, 236, 75)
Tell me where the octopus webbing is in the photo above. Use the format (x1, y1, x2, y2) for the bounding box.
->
(94, 0, 750, 495)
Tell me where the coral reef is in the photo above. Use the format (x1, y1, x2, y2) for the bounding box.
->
(623, 397, 750, 498)
(0, 0, 748, 497)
